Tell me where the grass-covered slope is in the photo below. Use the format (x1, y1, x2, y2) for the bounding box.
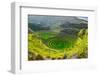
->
(28, 28, 88, 60)
(65, 29, 88, 58)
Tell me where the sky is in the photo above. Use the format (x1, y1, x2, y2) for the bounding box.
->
(77, 16, 88, 21)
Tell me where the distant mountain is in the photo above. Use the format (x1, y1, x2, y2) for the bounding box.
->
(28, 15, 88, 32)
(28, 15, 87, 27)
(28, 23, 50, 31)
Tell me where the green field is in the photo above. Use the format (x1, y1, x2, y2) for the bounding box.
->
(28, 29, 88, 60)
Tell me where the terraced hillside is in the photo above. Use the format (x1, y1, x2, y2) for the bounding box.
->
(28, 15, 88, 61)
